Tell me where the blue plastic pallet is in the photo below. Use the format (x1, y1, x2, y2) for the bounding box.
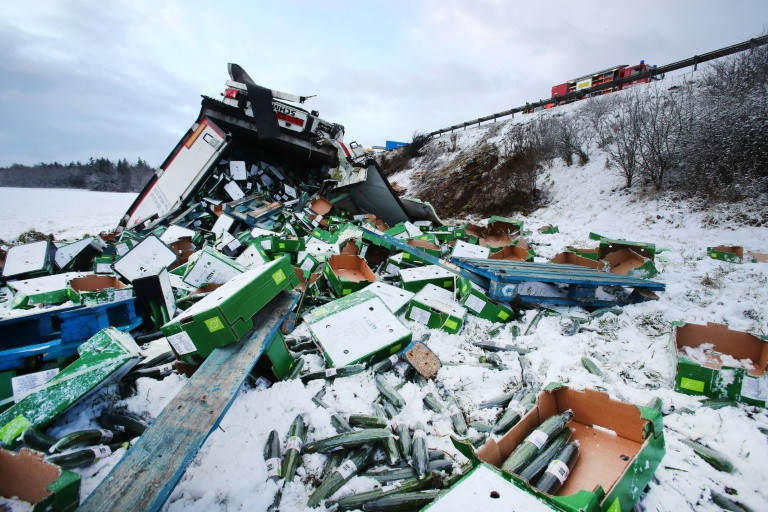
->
(0, 298, 141, 371)
(452, 258, 665, 308)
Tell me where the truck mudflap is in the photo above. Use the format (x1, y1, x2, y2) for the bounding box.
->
(121, 117, 230, 230)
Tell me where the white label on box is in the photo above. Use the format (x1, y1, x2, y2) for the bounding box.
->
(12, 369, 59, 402)
(526, 429, 549, 449)
(91, 445, 112, 459)
(261, 239, 272, 251)
(167, 331, 197, 355)
(300, 257, 315, 272)
(386, 263, 399, 275)
(409, 306, 432, 325)
(223, 180, 245, 201)
(546, 459, 570, 484)
(286, 436, 303, 452)
(226, 238, 242, 252)
(211, 214, 235, 238)
(96, 263, 113, 274)
(464, 294, 486, 314)
(116, 242, 130, 256)
(284, 184, 297, 198)
(229, 160, 247, 180)
(741, 376, 768, 402)
(265, 457, 281, 478)
(335, 459, 358, 479)
(246, 182, 253, 190)
(114, 289, 132, 301)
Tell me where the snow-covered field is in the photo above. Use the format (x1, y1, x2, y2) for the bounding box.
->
(2, 134, 768, 512)
(0, 187, 135, 242)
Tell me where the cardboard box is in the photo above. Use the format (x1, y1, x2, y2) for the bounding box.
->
(7, 272, 84, 309)
(550, 252, 606, 270)
(0, 448, 81, 512)
(305, 290, 411, 367)
(384, 253, 406, 275)
(53, 237, 102, 272)
(401, 239, 441, 265)
(565, 247, 600, 261)
(488, 245, 533, 262)
(671, 322, 768, 407)
(161, 257, 299, 363)
(386, 222, 423, 240)
(707, 245, 743, 263)
(68, 275, 132, 305)
(601, 249, 657, 278)
(398, 265, 456, 293)
(2, 241, 54, 279)
(235, 241, 272, 269)
(424, 463, 553, 511)
(364, 281, 415, 314)
(323, 254, 377, 296)
(457, 277, 513, 323)
(488, 216, 524, 236)
(539, 225, 559, 234)
(0, 328, 140, 447)
(132, 268, 177, 328)
(92, 255, 115, 274)
(405, 284, 467, 334)
(747, 251, 768, 263)
(112, 235, 177, 282)
(182, 246, 245, 288)
(592, 234, 656, 260)
(452, 240, 491, 260)
(456, 384, 665, 512)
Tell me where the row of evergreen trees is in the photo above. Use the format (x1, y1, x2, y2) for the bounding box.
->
(0, 158, 155, 192)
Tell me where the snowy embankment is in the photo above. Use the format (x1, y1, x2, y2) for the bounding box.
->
(1, 131, 767, 512)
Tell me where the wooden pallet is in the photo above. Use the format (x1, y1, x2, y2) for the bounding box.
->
(78, 291, 298, 512)
(453, 258, 665, 307)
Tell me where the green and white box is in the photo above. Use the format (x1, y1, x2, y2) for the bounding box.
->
(399, 265, 456, 293)
(305, 290, 412, 367)
(458, 277, 513, 323)
(2, 241, 53, 279)
(235, 241, 272, 269)
(406, 284, 467, 334)
(452, 240, 490, 260)
(54, 237, 102, 272)
(364, 281, 415, 314)
(161, 256, 299, 362)
(159, 224, 197, 245)
(8, 272, 85, 308)
(112, 235, 176, 282)
(182, 246, 245, 288)
(385, 253, 405, 275)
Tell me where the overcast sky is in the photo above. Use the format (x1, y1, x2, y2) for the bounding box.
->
(1, 1, 766, 167)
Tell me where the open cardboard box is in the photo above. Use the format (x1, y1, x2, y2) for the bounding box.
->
(401, 238, 441, 264)
(671, 322, 768, 407)
(0, 448, 80, 511)
(488, 245, 532, 262)
(565, 247, 600, 261)
(601, 249, 657, 278)
(323, 254, 377, 296)
(706, 245, 743, 263)
(550, 252, 606, 270)
(456, 384, 665, 512)
(68, 274, 132, 304)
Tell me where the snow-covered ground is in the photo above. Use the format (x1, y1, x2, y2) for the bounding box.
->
(0, 187, 135, 242)
(2, 131, 768, 512)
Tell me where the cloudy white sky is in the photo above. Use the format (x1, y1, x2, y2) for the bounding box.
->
(1, 1, 766, 166)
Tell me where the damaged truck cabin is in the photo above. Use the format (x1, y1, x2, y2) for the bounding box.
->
(120, 63, 439, 235)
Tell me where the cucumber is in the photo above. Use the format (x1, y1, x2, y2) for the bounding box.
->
(301, 363, 367, 383)
(49, 429, 120, 453)
(423, 393, 444, 413)
(441, 389, 467, 436)
(349, 415, 388, 429)
(372, 354, 400, 373)
(45, 442, 129, 469)
(518, 428, 572, 481)
(375, 374, 406, 409)
(321, 450, 347, 480)
(313, 391, 352, 433)
(361, 489, 441, 511)
(681, 438, 734, 473)
(363, 459, 453, 483)
(21, 426, 58, 452)
(264, 430, 281, 481)
(472, 340, 530, 355)
(331, 473, 437, 511)
(122, 362, 175, 382)
(411, 423, 428, 478)
(304, 428, 392, 454)
(479, 389, 519, 409)
(469, 421, 495, 433)
(134, 351, 175, 370)
(493, 405, 522, 434)
(98, 413, 149, 437)
(282, 414, 307, 481)
(287, 357, 305, 379)
(486, 353, 505, 369)
(524, 309, 544, 335)
(501, 410, 573, 474)
(711, 490, 755, 512)
(533, 440, 580, 494)
(383, 434, 401, 466)
(395, 423, 411, 459)
(381, 399, 399, 419)
(581, 356, 605, 379)
(307, 445, 375, 507)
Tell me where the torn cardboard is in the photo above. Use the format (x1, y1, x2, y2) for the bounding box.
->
(0, 448, 81, 512)
(323, 254, 377, 296)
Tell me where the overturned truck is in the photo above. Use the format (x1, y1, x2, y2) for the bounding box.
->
(120, 63, 439, 234)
